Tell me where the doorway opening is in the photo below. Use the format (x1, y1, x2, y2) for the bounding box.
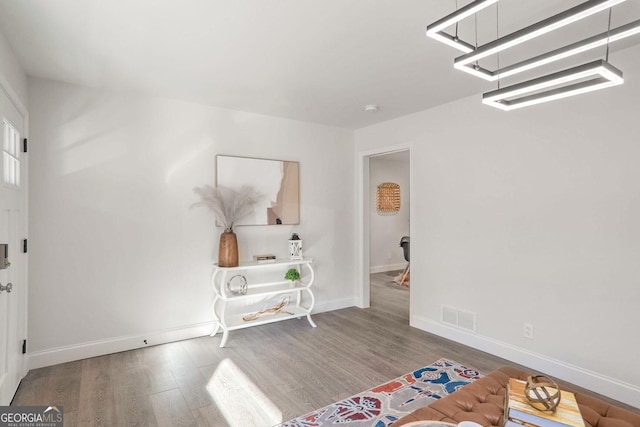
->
(358, 146, 412, 322)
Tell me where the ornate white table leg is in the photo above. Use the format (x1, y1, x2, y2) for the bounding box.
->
(305, 287, 317, 327)
(210, 293, 221, 336)
(306, 313, 317, 328)
(210, 322, 220, 337)
(220, 329, 229, 348)
(304, 263, 316, 327)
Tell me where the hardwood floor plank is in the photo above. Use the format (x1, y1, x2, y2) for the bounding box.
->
(133, 346, 179, 395)
(191, 404, 229, 427)
(197, 358, 282, 427)
(47, 361, 83, 413)
(62, 410, 78, 427)
(11, 371, 50, 406)
(180, 336, 226, 369)
(168, 344, 214, 411)
(77, 355, 116, 426)
(149, 388, 197, 427)
(111, 354, 159, 427)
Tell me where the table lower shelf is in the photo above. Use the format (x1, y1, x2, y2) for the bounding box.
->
(229, 306, 313, 329)
(211, 306, 316, 347)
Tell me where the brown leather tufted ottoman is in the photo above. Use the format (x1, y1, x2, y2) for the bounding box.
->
(390, 366, 640, 427)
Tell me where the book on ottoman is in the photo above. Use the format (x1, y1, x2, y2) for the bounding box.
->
(504, 378, 585, 427)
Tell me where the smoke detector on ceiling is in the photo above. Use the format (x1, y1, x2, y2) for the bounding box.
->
(364, 104, 379, 112)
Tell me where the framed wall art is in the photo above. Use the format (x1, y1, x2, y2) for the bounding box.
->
(216, 155, 300, 225)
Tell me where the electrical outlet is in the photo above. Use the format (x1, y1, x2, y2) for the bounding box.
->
(524, 323, 534, 339)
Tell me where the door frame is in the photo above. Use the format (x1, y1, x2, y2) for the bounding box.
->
(0, 74, 29, 389)
(356, 143, 413, 311)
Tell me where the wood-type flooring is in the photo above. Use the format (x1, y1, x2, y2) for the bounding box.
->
(12, 271, 637, 426)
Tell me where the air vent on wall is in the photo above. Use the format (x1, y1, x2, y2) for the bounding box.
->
(441, 305, 477, 333)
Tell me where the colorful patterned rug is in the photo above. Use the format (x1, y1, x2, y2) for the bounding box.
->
(277, 358, 483, 427)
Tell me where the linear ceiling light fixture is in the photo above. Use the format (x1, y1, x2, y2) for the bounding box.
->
(482, 60, 623, 111)
(455, 18, 640, 81)
(426, 0, 499, 53)
(454, 0, 629, 68)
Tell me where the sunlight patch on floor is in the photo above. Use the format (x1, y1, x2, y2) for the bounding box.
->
(207, 358, 282, 427)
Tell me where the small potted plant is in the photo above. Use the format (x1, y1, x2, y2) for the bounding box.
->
(285, 268, 300, 287)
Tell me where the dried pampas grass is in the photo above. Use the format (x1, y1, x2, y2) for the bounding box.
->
(192, 185, 262, 231)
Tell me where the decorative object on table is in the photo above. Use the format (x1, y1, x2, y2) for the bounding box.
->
(377, 182, 401, 215)
(216, 155, 300, 225)
(284, 268, 300, 285)
(289, 232, 303, 260)
(226, 274, 247, 296)
(525, 375, 561, 412)
(277, 358, 482, 427)
(253, 254, 276, 264)
(242, 297, 293, 321)
(192, 184, 262, 267)
(218, 230, 239, 268)
(505, 377, 585, 427)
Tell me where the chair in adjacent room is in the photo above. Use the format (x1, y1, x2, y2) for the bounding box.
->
(398, 236, 410, 286)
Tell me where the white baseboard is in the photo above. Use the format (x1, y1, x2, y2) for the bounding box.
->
(28, 321, 215, 370)
(370, 263, 406, 274)
(27, 297, 358, 370)
(313, 296, 357, 314)
(411, 315, 640, 408)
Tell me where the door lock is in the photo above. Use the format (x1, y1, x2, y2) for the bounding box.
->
(0, 282, 12, 293)
(0, 243, 9, 269)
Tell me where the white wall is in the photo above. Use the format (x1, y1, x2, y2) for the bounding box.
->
(369, 155, 410, 272)
(0, 28, 28, 109)
(27, 78, 356, 367)
(355, 44, 640, 407)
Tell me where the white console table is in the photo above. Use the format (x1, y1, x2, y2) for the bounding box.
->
(210, 258, 316, 347)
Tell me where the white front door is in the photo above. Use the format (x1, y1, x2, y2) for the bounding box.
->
(0, 86, 27, 405)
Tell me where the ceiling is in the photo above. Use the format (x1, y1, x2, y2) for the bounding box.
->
(0, 0, 639, 129)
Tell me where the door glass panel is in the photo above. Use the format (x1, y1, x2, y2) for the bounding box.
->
(2, 119, 20, 187)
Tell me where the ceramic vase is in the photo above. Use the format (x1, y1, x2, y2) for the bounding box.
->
(218, 230, 239, 267)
